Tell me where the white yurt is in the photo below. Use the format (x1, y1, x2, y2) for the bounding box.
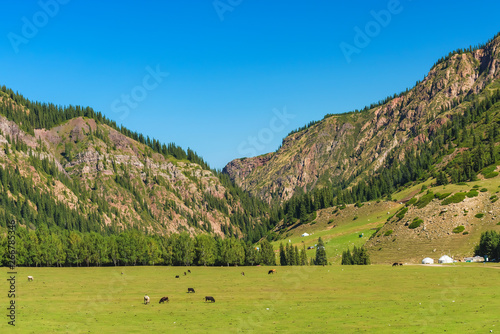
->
(422, 257, 434, 264)
(301, 233, 310, 237)
(438, 255, 453, 264)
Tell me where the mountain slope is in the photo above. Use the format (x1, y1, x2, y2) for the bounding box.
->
(224, 33, 500, 204)
(0, 89, 271, 240)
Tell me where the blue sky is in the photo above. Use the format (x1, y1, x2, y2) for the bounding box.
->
(1, 1, 499, 169)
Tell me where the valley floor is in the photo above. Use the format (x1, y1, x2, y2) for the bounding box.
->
(3, 265, 499, 333)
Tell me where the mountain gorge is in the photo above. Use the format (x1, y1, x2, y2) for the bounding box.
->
(2, 33, 500, 264)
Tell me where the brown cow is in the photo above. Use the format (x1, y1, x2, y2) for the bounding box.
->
(188, 270, 191, 273)
(175, 275, 180, 278)
(392, 262, 399, 267)
(187, 288, 195, 293)
(184, 272, 187, 276)
(204, 296, 215, 303)
(241, 272, 245, 276)
(268, 269, 277, 274)
(159, 296, 169, 303)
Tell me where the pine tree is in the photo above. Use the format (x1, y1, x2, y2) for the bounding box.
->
(294, 245, 300, 266)
(300, 243, 308, 265)
(315, 237, 327, 265)
(279, 243, 287, 266)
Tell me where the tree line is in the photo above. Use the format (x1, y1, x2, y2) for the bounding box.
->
(0, 224, 277, 267)
(475, 230, 500, 260)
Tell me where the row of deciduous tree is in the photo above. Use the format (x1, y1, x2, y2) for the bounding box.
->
(0, 225, 277, 267)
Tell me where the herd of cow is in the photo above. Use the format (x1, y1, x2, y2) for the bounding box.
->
(143, 269, 217, 305)
(142, 269, 279, 305)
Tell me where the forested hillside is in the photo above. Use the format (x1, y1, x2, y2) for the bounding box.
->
(225, 33, 500, 205)
(0, 86, 273, 243)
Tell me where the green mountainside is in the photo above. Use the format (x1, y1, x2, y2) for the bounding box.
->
(224, 33, 500, 205)
(0, 88, 271, 242)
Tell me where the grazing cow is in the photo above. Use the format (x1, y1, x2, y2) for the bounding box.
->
(184, 272, 187, 276)
(121, 272, 124, 275)
(187, 288, 195, 293)
(27, 276, 34, 281)
(159, 296, 169, 304)
(144, 295, 150, 305)
(241, 272, 245, 276)
(399, 263, 404, 266)
(175, 275, 180, 278)
(392, 262, 399, 267)
(188, 270, 191, 273)
(268, 269, 277, 274)
(204, 296, 215, 303)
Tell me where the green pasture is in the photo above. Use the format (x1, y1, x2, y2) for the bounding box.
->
(3, 265, 500, 333)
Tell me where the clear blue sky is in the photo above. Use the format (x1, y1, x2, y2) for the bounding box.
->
(1, 1, 499, 169)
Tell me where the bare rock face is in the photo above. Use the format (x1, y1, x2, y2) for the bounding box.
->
(223, 35, 500, 203)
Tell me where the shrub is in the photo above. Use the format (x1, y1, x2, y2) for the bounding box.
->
(354, 202, 364, 208)
(463, 231, 469, 235)
(480, 188, 488, 192)
(475, 213, 485, 218)
(384, 230, 393, 237)
(338, 204, 346, 210)
(353, 216, 358, 220)
(442, 192, 466, 205)
(396, 207, 408, 220)
(414, 192, 434, 209)
(466, 190, 479, 198)
(453, 225, 465, 233)
(485, 172, 499, 179)
(497, 222, 500, 225)
(456, 182, 467, 185)
(435, 192, 451, 200)
(328, 219, 334, 224)
(408, 218, 423, 229)
(406, 198, 417, 206)
(473, 185, 480, 189)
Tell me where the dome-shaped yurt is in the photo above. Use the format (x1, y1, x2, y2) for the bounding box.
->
(422, 257, 434, 264)
(438, 255, 453, 264)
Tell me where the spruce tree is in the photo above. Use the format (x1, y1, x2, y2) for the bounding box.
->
(279, 243, 286, 266)
(315, 237, 327, 265)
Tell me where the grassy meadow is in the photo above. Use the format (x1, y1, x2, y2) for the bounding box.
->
(2, 265, 500, 333)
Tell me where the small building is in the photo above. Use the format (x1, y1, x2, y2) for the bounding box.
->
(438, 255, 453, 264)
(422, 257, 434, 264)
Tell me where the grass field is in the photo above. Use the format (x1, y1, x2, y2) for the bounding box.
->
(3, 265, 500, 333)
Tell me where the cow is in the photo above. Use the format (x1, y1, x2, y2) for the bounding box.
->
(144, 295, 150, 305)
(188, 270, 191, 273)
(184, 272, 187, 276)
(175, 275, 180, 278)
(204, 296, 215, 303)
(392, 262, 399, 267)
(268, 269, 277, 274)
(27, 276, 34, 281)
(159, 296, 169, 304)
(241, 272, 245, 276)
(399, 263, 404, 266)
(187, 288, 195, 293)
